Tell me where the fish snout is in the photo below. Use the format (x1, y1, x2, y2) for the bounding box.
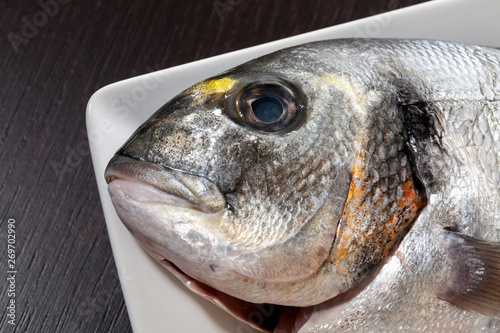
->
(105, 155, 227, 214)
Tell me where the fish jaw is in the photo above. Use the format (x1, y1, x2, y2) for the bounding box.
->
(106, 180, 279, 331)
(105, 157, 230, 286)
(105, 154, 229, 262)
(104, 156, 310, 332)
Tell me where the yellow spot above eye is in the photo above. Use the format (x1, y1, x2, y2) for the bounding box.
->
(185, 77, 236, 100)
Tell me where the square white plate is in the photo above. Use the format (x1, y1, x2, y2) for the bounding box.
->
(87, 0, 500, 332)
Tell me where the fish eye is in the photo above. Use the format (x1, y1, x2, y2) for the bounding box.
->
(236, 82, 300, 132)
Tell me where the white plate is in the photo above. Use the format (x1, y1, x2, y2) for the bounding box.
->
(87, 0, 500, 332)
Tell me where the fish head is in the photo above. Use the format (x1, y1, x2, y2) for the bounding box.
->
(105, 42, 426, 330)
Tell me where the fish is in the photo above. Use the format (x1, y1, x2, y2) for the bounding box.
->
(105, 39, 500, 332)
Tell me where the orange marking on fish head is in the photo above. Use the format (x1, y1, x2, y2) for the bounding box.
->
(331, 153, 426, 276)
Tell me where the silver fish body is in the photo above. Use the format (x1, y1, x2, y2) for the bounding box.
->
(105, 39, 500, 332)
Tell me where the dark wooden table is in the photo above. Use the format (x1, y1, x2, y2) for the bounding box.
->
(1, 1, 429, 332)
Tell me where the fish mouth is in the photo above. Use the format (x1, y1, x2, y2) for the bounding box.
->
(105, 155, 227, 214)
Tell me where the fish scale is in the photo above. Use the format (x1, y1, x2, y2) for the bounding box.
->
(226, 89, 352, 248)
(106, 39, 500, 332)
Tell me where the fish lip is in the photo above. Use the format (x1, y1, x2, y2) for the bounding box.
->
(105, 155, 227, 214)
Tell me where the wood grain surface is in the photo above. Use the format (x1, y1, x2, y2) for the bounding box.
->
(0, 0, 429, 332)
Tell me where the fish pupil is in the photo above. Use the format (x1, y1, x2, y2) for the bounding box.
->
(251, 96, 283, 123)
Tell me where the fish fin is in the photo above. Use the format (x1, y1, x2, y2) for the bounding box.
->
(439, 229, 500, 318)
